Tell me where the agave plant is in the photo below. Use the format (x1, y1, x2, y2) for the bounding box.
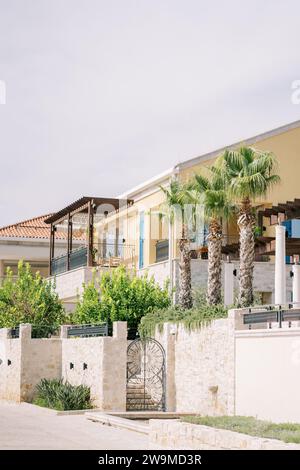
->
(35, 378, 92, 410)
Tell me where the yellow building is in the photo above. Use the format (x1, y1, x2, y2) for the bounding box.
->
(47, 119, 300, 304)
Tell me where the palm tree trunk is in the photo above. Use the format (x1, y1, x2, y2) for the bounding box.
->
(178, 224, 193, 309)
(207, 219, 222, 305)
(238, 197, 255, 307)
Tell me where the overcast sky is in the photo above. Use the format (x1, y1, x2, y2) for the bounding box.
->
(0, 0, 300, 226)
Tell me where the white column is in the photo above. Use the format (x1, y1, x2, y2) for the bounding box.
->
(224, 262, 235, 306)
(293, 264, 300, 307)
(275, 225, 286, 305)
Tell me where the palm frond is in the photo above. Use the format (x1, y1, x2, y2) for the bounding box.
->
(217, 146, 280, 201)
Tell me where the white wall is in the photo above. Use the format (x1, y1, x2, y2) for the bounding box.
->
(142, 259, 293, 302)
(235, 329, 300, 423)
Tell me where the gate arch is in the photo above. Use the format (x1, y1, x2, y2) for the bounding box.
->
(126, 338, 166, 411)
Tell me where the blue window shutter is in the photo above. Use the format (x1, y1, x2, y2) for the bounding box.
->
(139, 212, 145, 269)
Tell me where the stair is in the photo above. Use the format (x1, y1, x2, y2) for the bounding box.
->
(126, 382, 160, 411)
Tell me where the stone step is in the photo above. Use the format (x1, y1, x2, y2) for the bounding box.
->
(126, 391, 152, 398)
(127, 398, 155, 405)
(126, 383, 145, 389)
(126, 404, 160, 411)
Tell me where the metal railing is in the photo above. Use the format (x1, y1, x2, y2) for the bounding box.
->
(155, 240, 169, 263)
(243, 304, 300, 329)
(50, 243, 135, 276)
(67, 323, 110, 338)
(93, 242, 135, 268)
(51, 246, 88, 275)
(8, 327, 20, 339)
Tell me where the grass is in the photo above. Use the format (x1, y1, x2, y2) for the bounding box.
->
(182, 416, 300, 444)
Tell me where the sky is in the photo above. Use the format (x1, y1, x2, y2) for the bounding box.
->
(0, 0, 300, 226)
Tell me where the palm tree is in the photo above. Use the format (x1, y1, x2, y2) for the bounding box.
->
(217, 147, 280, 307)
(191, 167, 233, 305)
(160, 179, 193, 309)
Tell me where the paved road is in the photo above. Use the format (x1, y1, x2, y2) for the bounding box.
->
(0, 402, 149, 450)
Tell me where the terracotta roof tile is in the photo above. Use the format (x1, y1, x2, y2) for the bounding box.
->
(0, 214, 69, 240)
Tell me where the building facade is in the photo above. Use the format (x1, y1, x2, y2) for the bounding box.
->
(46, 120, 300, 305)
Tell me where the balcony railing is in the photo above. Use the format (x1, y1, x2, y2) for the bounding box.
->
(93, 242, 135, 268)
(155, 240, 169, 262)
(50, 243, 135, 276)
(51, 246, 88, 275)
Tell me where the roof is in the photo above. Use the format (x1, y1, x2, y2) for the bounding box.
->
(45, 196, 133, 225)
(119, 119, 300, 199)
(0, 214, 53, 240)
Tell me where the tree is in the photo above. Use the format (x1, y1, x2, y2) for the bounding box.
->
(191, 167, 233, 305)
(73, 266, 170, 328)
(217, 147, 280, 306)
(160, 179, 194, 309)
(0, 260, 66, 335)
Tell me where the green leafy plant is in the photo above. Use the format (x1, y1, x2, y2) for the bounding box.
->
(0, 260, 66, 334)
(73, 266, 171, 329)
(34, 378, 92, 411)
(138, 292, 227, 338)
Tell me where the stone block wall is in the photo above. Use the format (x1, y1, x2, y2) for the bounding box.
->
(0, 324, 61, 402)
(0, 327, 22, 401)
(61, 321, 127, 410)
(155, 316, 236, 416)
(0, 321, 127, 410)
(149, 420, 300, 450)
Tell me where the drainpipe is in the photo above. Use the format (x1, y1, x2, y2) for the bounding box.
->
(275, 224, 286, 305)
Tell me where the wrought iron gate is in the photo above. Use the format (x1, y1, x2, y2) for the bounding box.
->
(126, 338, 166, 411)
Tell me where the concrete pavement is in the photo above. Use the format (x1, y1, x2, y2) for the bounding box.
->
(0, 402, 149, 450)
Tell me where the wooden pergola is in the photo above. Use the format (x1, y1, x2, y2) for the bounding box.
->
(45, 196, 133, 275)
(222, 198, 300, 260)
(258, 198, 300, 226)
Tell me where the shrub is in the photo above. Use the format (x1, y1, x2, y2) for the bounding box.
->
(34, 378, 92, 411)
(138, 297, 227, 338)
(0, 261, 66, 334)
(73, 266, 171, 329)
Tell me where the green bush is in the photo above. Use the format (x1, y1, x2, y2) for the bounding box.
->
(138, 295, 227, 338)
(0, 261, 66, 334)
(34, 378, 92, 411)
(73, 266, 171, 329)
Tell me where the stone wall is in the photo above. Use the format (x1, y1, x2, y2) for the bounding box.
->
(0, 324, 61, 402)
(149, 420, 300, 450)
(0, 322, 127, 410)
(155, 316, 236, 416)
(61, 322, 127, 410)
(0, 328, 22, 402)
